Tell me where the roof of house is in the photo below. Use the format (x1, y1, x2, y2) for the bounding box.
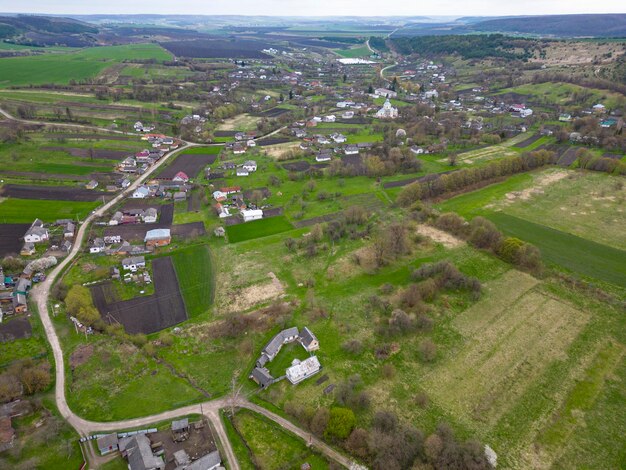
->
(122, 256, 145, 266)
(250, 367, 273, 387)
(299, 327, 317, 348)
(263, 327, 299, 358)
(144, 208, 158, 218)
(144, 228, 171, 241)
(96, 433, 119, 452)
(187, 450, 221, 470)
(171, 418, 189, 432)
(125, 434, 163, 470)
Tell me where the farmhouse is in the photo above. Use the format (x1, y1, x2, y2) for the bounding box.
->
(122, 256, 146, 272)
(242, 209, 263, 222)
(120, 434, 165, 470)
(331, 133, 347, 143)
(23, 219, 48, 244)
(233, 143, 246, 155)
(258, 327, 299, 365)
(250, 367, 274, 388)
(187, 450, 221, 470)
(143, 208, 158, 224)
(236, 168, 249, 177)
(63, 223, 75, 239)
(286, 356, 321, 384)
(172, 171, 189, 183)
(316, 150, 332, 162)
(96, 433, 119, 456)
(342, 110, 355, 119)
(344, 145, 359, 155)
(212, 190, 227, 202)
(144, 229, 171, 247)
(242, 160, 257, 172)
(90, 238, 106, 254)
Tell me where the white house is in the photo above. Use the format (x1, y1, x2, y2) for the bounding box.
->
(242, 160, 257, 172)
(323, 115, 336, 122)
(375, 87, 397, 99)
(122, 256, 146, 272)
(132, 186, 150, 199)
(410, 145, 424, 155)
(23, 219, 49, 243)
(344, 145, 359, 155)
(89, 238, 106, 254)
(286, 356, 321, 384)
(341, 111, 355, 119)
(236, 168, 249, 177)
(143, 208, 158, 224)
(424, 90, 439, 99)
(331, 133, 347, 143)
(242, 209, 263, 222)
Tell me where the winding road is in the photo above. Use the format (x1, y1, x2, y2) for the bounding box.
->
(3, 108, 355, 469)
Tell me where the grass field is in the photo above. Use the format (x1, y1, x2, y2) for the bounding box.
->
(0, 198, 99, 223)
(0, 44, 170, 87)
(216, 113, 261, 132)
(172, 245, 215, 317)
(335, 45, 371, 58)
(226, 216, 294, 243)
(230, 409, 330, 470)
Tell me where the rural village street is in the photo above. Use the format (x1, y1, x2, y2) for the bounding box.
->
(2, 107, 354, 469)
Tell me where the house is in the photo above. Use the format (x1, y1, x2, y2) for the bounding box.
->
(323, 115, 336, 122)
(145, 229, 171, 247)
(341, 111, 355, 119)
(20, 243, 35, 256)
(286, 356, 321, 384)
(23, 219, 48, 243)
(424, 90, 439, 99)
(331, 133, 347, 143)
(233, 143, 246, 154)
(559, 113, 572, 122)
(13, 293, 27, 314)
(104, 235, 122, 244)
(90, 238, 106, 254)
(299, 327, 319, 352)
(222, 162, 236, 170)
(316, 150, 332, 162)
(375, 87, 397, 98)
(186, 450, 221, 470)
(213, 191, 227, 202)
(122, 256, 146, 272)
(172, 171, 189, 183)
(258, 327, 299, 364)
(132, 186, 150, 199)
(120, 434, 165, 470)
(592, 103, 606, 113)
(85, 180, 99, 190)
(519, 108, 533, 118)
(63, 223, 75, 239)
(109, 212, 123, 226)
(293, 128, 307, 138)
(410, 145, 424, 155)
(61, 240, 72, 252)
(344, 145, 359, 155)
(236, 168, 249, 177)
(96, 433, 119, 456)
(375, 99, 398, 119)
(143, 208, 158, 224)
(247, 139, 256, 147)
(173, 191, 187, 203)
(218, 206, 231, 218)
(220, 186, 241, 195)
(242, 160, 257, 172)
(250, 367, 273, 388)
(214, 227, 226, 237)
(242, 209, 263, 222)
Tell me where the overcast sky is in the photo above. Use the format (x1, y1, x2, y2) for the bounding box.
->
(0, 0, 624, 16)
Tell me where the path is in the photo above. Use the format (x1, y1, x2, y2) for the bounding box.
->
(8, 107, 355, 469)
(380, 62, 398, 80)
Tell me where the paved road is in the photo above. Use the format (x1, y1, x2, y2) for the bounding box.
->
(7, 106, 355, 469)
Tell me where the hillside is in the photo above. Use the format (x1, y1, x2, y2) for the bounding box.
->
(472, 14, 626, 37)
(0, 15, 98, 47)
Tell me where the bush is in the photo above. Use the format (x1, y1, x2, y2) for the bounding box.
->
(325, 407, 356, 440)
(342, 340, 363, 355)
(434, 213, 466, 236)
(310, 407, 330, 436)
(419, 339, 437, 362)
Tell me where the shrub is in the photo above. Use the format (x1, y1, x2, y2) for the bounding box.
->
(419, 339, 437, 362)
(325, 407, 356, 440)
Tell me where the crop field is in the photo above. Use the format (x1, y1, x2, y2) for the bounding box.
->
(335, 44, 371, 58)
(160, 39, 272, 59)
(454, 143, 519, 164)
(0, 184, 109, 201)
(0, 44, 171, 88)
(158, 151, 219, 179)
(91, 257, 188, 334)
(0, 223, 30, 256)
(229, 410, 330, 470)
(226, 215, 294, 243)
(216, 113, 262, 131)
(171, 245, 215, 317)
(0, 198, 99, 223)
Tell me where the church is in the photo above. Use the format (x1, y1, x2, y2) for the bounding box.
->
(375, 98, 398, 119)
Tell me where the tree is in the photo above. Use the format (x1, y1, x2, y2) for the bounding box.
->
(310, 407, 330, 436)
(343, 73, 347, 83)
(19, 364, 51, 395)
(250, 190, 264, 206)
(289, 89, 293, 100)
(279, 93, 284, 102)
(65, 285, 92, 317)
(424, 433, 443, 463)
(65, 107, 73, 120)
(345, 428, 370, 458)
(325, 407, 355, 440)
(368, 84, 374, 94)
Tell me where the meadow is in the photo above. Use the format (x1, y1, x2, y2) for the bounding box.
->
(0, 43, 171, 87)
(225, 215, 294, 243)
(171, 244, 215, 317)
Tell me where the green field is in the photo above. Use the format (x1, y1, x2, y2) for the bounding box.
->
(172, 245, 215, 317)
(0, 198, 99, 223)
(230, 409, 330, 470)
(225, 216, 294, 243)
(335, 45, 372, 58)
(0, 44, 171, 87)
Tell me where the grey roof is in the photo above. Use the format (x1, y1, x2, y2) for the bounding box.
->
(145, 228, 171, 241)
(299, 327, 317, 348)
(262, 327, 299, 358)
(122, 256, 145, 266)
(171, 418, 189, 432)
(125, 434, 163, 470)
(187, 450, 221, 470)
(250, 367, 273, 388)
(97, 433, 119, 453)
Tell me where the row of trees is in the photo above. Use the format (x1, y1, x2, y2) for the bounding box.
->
(0, 359, 52, 403)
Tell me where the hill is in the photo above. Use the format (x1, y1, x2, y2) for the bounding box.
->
(0, 15, 98, 47)
(471, 14, 626, 37)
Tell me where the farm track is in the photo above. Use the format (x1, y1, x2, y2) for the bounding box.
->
(6, 106, 355, 469)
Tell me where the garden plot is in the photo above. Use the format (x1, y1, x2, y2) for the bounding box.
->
(453, 144, 519, 165)
(216, 113, 261, 131)
(222, 272, 285, 314)
(0, 223, 30, 257)
(0, 184, 108, 201)
(157, 152, 219, 179)
(424, 270, 589, 425)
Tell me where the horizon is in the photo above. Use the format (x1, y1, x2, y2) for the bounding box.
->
(0, 0, 624, 17)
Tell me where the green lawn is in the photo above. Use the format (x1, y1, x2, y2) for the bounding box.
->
(172, 245, 215, 317)
(226, 216, 294, 243)
(231, 409, 330, 470)
(0, 198, 99, 223)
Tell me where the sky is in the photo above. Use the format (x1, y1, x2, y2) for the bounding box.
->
(0, 0, 624, 17)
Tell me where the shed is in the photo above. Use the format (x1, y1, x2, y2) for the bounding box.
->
(96, 433, 119, 455)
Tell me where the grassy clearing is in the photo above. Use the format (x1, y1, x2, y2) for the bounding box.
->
(172, 245, 215, 317)
(335, 45, 371, 58)
(67, 339, 205, 421)
(231, 409, 330, 470)
(487, 212, 626, 287)
(216, 113, 261, 132)
(226, 216, 294, 243)
(0, 198, 99, 223)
